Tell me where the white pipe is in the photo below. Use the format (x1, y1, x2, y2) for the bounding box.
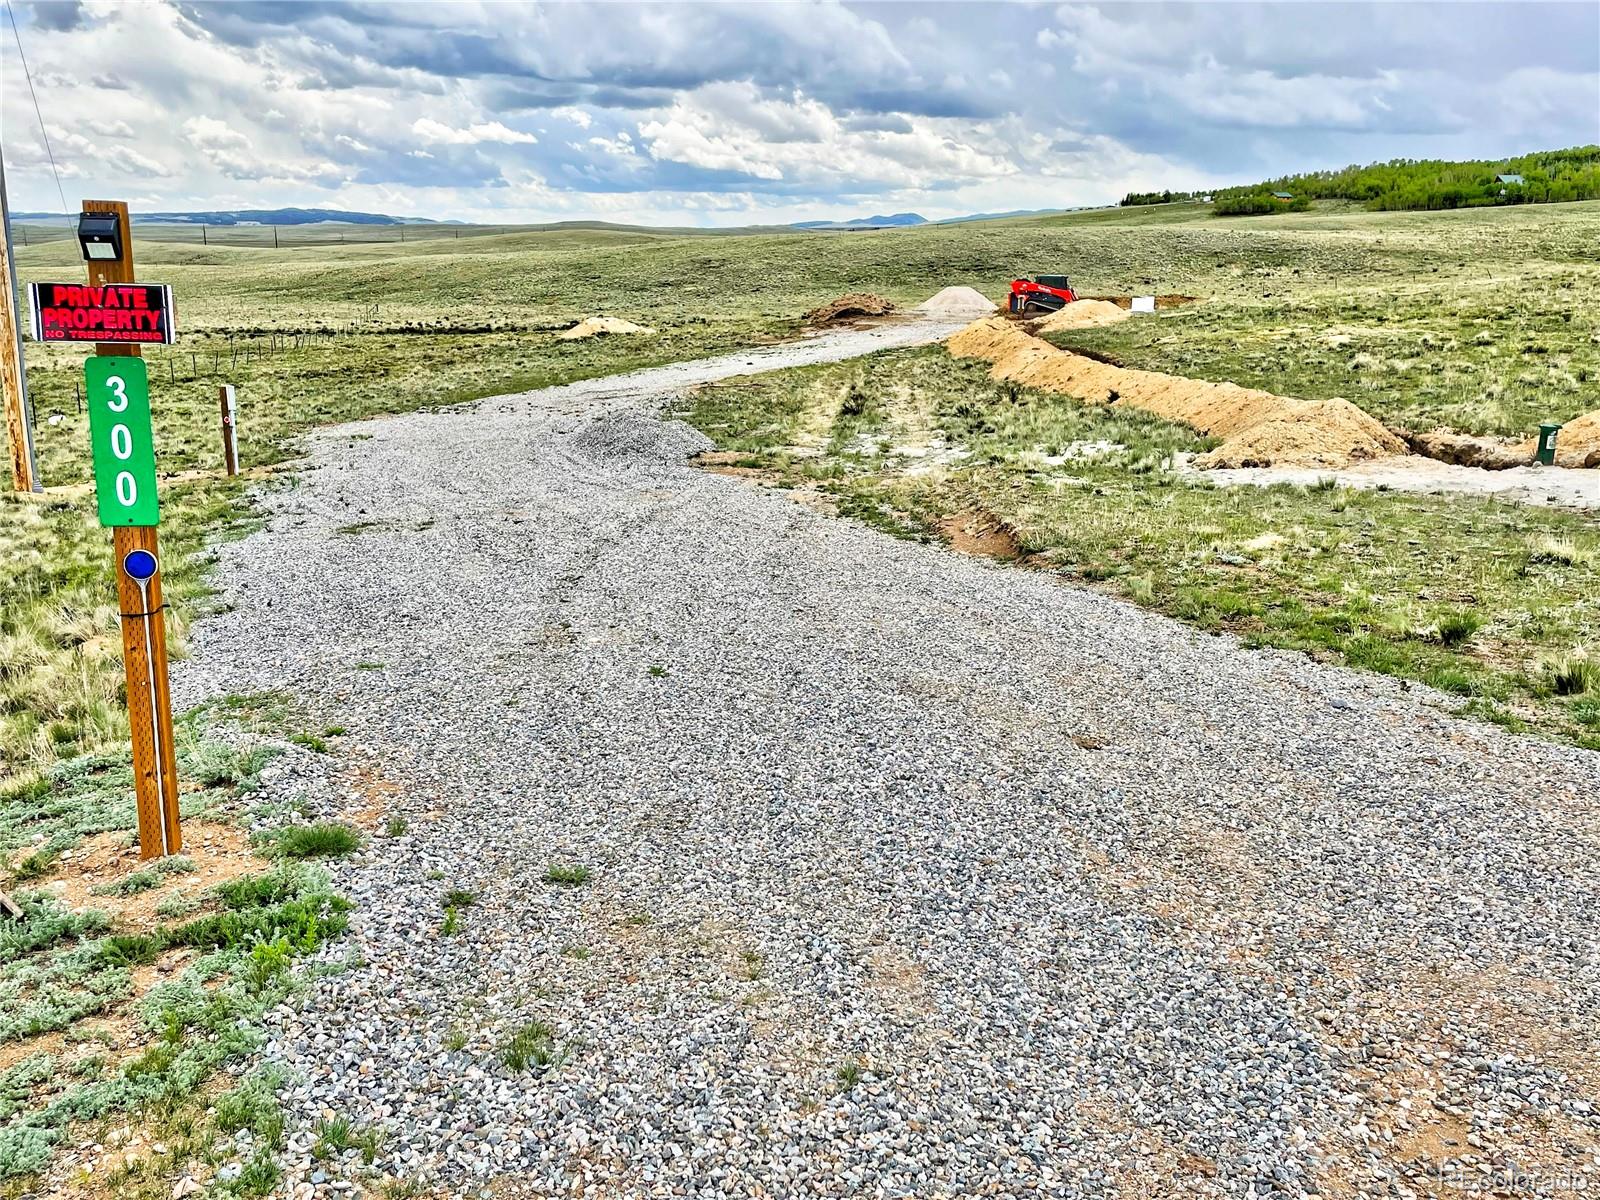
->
(135, 575, 170, 858)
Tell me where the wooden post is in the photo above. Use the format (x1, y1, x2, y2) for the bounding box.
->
(86, 200, 181, 859)
(219, 384, 238, 475)
(0, 149, 41, 492)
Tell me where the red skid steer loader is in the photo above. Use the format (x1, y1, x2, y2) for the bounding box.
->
(1008, 275, 1078, 315)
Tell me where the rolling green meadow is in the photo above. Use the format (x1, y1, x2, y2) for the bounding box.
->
(2, 192, 1600, 1194)
(6, 199, 1600, 775)
(682, 347, 1600, 746)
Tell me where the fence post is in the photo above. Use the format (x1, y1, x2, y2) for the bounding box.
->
(219, 384, 238, 476)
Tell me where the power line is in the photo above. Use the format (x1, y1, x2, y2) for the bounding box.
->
(3, 0, 69, 218)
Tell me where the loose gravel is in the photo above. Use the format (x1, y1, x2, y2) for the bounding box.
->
(178, 317, 1600, 1198)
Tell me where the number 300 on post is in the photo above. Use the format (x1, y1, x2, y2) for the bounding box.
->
(83, 357, 160, 528)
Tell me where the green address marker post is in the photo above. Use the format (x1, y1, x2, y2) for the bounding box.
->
(89, 352, 181, 858)
(85, 357, 160, 526)
(77, 199, 182, 860)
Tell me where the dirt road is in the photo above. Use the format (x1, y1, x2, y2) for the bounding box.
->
(182, 321, 1600, 1198)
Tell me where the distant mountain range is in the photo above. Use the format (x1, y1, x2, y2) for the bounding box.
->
(14, 207, 448, 227)
(14, 205, 1081, 232)
(792, 208, 1070, 229)
(792, 212, 929, 229)
(938, 208, 1067, 224)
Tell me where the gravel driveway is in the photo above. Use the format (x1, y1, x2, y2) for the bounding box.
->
(181, 319, 1600, 1199)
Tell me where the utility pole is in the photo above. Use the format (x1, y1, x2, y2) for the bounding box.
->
(0, 148, 42, 492)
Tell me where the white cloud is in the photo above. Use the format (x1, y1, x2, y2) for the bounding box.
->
(182, 117, 342, 185)
(115, 147, 176, 178)
(0, 0, 1589, 224)
(43, 124, 98, 159)
(639, 83, 1015, 189)
(183, 116, 251, 153)
(412, 118, 537, 146)
(588, 134, 638, 159)
(551, 106, 593, 129)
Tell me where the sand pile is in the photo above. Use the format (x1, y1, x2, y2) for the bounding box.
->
(1034, 299, 1129, 332)
(1520, 410, 1600, 468)
(916, 286, 997, 317)
(1199, 400, 1408, 469)
(557, 316, 656, 340)
(947, 316, 1405, 469)
(805, 293, 895, 324)
(946, 316, 1035, 362)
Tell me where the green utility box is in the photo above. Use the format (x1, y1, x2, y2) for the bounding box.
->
(1536, 422, 1562, 466)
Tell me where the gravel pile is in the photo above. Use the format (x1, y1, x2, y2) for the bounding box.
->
(916, 286, 997, 316)
(178, 318, 1600, 1199)
(568, 408, 714, 467)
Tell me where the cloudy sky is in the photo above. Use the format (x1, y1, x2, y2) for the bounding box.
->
(3, 1, 1597, 225)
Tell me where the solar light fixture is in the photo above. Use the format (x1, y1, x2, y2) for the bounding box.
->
(77, 211, 122, 262)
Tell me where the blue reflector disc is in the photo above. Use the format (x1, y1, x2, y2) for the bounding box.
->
(123, 548, 159, 582)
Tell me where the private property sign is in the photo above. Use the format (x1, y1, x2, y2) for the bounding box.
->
(28, 282, 176, 345)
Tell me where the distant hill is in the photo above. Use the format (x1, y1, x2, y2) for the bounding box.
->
(1123, 146, 1600, 213)
(793, 212, 928, 229)
(14, 207, 445, 226)
(1250, 146, 1600, 211)
(936, 208, 1070, 224)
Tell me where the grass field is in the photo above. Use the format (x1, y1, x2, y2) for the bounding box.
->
(0, 698, 358, 1196)
(5, 199, 1599, 774)
(681, 346, 1600, 746)
(1040, 203, 1600, 436)
(3, 193, 1600, 1193)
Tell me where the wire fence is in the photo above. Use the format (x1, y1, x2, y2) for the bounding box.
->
(10, 221, 532, 250)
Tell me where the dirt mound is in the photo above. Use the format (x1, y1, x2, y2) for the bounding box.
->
(916, 286, 996, 317)
(939, 510, 1022, 560)
(1197, 401, 1408, 470)
(805, 293, 896, 324)
(1520, 410, 1600, 469)
(947, 316, 1405, 469)
(557, 316, 656, 340)
(1034, 299, 1129, 332)
(946, 316, 1037, 362)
